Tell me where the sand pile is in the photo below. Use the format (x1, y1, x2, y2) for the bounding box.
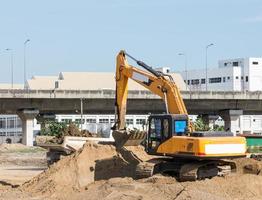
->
(22, 142, 144, 196)
(234, 157, 262, 175)
(20, 142, 262, 199)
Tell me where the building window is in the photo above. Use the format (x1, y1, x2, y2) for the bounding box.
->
(126, 119, 134, 125)
(223, 77, 226, 82)
(61, 119, 72, 124)
(55, 81, 59, 89)
(236, 76, 239, 79)
(75, 118, 85, 124)
(187, 80, 190, 85)
(99, 118, 109, 123)
(227, 76, 230, 80)
(209, 77, 222, 83)
(0, 131, 5, 136)
(110, 119, 115, 124)
(245, 76, 248, 82)
(232, 62, 239, 66)
(191, 79, 199, 85)
(224, 63, 227, 66)
(241, 76, 243, 80)
(252, 61, 259, 65)
(7, 118, 15, 129)
(136, 119, 146, 125)
(86, 118, 96, 123)
(201, 79, 205, 84)
(0, 118, 6, 129)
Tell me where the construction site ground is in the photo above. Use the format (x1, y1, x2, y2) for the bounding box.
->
(0, 143, 262, 200)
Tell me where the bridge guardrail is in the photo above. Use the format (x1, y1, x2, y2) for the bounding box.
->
(0, 89, 262, 100)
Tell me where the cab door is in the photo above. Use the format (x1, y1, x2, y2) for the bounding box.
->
(146, 115, 172, 154)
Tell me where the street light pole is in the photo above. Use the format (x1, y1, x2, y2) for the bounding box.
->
(178, 53, 188, 90)
(205, 43, 214, 91)
(80, 98, 83, 131)
(5, 48, 13, 89)
(24, 39, 30, 89)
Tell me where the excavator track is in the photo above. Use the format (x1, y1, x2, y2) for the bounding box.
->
(135, 158, 237, 181)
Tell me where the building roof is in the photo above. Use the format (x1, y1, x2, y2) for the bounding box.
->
(0, 83, 24, 89)
(26, 76, 59, 90)
(26, 71, 186, 91)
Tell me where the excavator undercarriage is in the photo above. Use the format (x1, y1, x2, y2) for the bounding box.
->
(135, 158, 236, 181)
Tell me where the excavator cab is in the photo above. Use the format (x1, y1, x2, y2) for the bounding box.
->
(146, 114, 189, 154)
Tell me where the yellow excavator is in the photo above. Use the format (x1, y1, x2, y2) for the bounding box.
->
(112, 50, 246, 181)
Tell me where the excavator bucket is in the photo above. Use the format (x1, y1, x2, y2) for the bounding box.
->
(112, 129, 147, 149)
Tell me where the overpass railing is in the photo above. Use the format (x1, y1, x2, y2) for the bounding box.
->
(1, 89, 262, 99)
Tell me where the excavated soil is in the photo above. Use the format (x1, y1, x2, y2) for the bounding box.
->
(1, 143, 261, 200)
(21, 142, 143, 197)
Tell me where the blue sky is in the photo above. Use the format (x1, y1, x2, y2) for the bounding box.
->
(0, 0, 262, 83)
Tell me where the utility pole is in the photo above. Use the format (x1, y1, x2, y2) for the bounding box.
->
(80, 98, 83, 131)
(5, 48, 14, 89)
(24, 39, 30, 89)
(205, 43, 214, 91)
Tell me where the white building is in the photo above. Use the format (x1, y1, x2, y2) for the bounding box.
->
(180, 57, 262, 135)
(181, 57, 262, 91)
(0, 115, 23, 143)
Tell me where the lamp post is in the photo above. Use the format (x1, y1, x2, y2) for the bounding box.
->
(205, 43, 214, 91)
(5, 48, 13, 89)
(178, 53, 188, 90)
(24, 39, 30, 88)
(80, 98, 83, 131)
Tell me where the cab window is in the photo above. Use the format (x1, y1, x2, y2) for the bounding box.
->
(150, 118, 161, 139)
(173, 120, 187, 136)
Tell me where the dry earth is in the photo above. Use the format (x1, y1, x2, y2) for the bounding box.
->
(0, 143, 262, 200)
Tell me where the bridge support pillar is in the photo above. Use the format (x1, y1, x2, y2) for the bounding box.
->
(36, 113, 56, 131)
(219, 110, 243, 136)
(201, 114, 219, 130)
(17, 109, 39, 146)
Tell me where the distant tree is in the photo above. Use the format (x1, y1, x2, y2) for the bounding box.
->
(212, 124, 224, 131)
(193, 116, 224, 131)
(40, 121, 67, 137)
(194, 117, 210, 131)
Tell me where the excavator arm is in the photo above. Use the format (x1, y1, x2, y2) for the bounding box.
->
(114, 50, 189, 130)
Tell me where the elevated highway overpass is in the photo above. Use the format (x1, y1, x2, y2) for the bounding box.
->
(1, 89, 262, 145)
(1, 89, 262, 115)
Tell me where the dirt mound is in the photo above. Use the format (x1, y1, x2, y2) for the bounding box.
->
(234, 157, 262, 175)
(58, 173, 262, 200)
(22, 142, 141, 196)
(21, 143, 262, 199)
(62, 123, 95, 137)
